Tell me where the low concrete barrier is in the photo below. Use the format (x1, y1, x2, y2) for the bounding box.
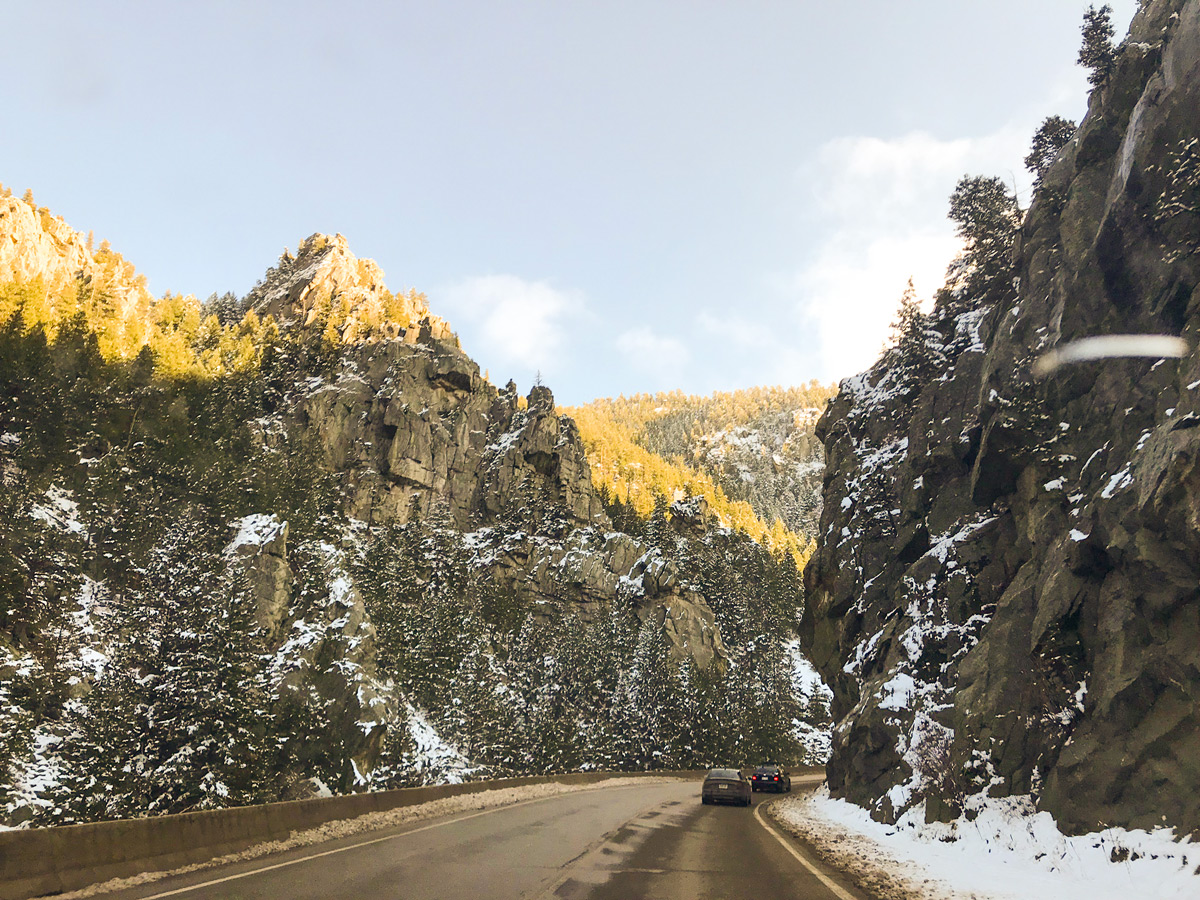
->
(0, 770, 705, 900)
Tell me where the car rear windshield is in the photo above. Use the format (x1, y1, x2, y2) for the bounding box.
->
(707, 769, 741, 779)
(754, 766, 780, 773)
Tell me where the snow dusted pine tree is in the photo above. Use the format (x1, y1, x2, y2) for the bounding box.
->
(945, 174, 1020, 306)
(1078, 4, 1117, 88)
(609, 618, 686, 769)
(1024, 116, 1076, 186)
(52, 517, 273, 822)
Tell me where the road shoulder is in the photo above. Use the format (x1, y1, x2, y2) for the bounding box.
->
(759, 784, 909, 900)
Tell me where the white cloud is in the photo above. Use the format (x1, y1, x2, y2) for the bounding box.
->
(439, 274, 585, 371)
(615, 326, 690, 386)
(695, 311, 815, 387)
(792, 126, 1033, 381)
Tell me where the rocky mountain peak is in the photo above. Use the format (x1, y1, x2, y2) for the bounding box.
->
(0, 189, 153, 322)
(245, 232, 452, 345)
(0, 193, 89, 286)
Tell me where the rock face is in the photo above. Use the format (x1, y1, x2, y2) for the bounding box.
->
(0, 194, 92, 286)
(226, 514, 294, 642)
(803, 0, 1200, 839)
(0, 190, 154, 325)
(296, 337, 605, 533)
(248, 232, 605, 533)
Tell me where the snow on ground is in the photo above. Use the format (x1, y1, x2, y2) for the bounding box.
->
(53, 776, 683, 899)
(793, 721, 832, 765)
(30, 486, 88, 537)
(772, 785, 1200, 900)
(405, 704, 480, 784)
(3, 726, 65, 822)
(786, 639, 832, 701)
(225, 513, 286, 555)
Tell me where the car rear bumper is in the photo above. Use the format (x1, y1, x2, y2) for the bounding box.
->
(700, 796, 744, 811)
(703, 791, 750, 804)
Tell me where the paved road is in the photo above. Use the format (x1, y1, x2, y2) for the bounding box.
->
(101, 777, 862, 900)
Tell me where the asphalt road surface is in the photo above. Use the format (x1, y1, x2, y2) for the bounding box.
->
(99, 776, 863, 900)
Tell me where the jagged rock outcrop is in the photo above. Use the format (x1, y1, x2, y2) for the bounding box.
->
(0, 194, 92, 286)
(0, 190, 154, 327)
(245, 233, 449, 343)
(226, 514, 294, 642)
(296, 340, 606, 532)
(804, 0, 1200, 839)
(518, 528, 728, 666)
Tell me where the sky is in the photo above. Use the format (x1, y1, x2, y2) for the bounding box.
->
(1, 1, 1140, 405)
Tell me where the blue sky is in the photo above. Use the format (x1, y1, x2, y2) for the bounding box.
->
(1, 1, 1138, 404)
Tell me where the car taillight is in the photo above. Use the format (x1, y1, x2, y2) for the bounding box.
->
(773, 775, 779, 780)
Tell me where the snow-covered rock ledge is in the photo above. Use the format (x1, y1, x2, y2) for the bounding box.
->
(770, 786, 1199, 900)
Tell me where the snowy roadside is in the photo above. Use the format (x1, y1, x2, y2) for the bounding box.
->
(42, 776, 683, 899)
(770, 785, 1199, 900)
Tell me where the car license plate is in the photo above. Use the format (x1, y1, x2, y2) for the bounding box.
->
(719, 784, 728, 790)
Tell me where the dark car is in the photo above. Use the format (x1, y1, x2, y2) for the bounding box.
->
(750, 764, 791, 793)
(701, 768, 752, 806)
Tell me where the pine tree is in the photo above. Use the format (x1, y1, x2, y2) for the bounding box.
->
(948, 176, 1019, 249)
(887, 279, 938, 387)
(946, 174, 1020, 304)
(643, 493, 672, 550)
(1079, 4, 1117, 88)
(367, 709, 420, 788)
(1024, 116, 1076, 186)
(51, 517, 273, 822)
(609, 618, 685, 769)
(737, 637, 801, 763)
(444, 643, 516, 773)
(889, 279, 922, 350)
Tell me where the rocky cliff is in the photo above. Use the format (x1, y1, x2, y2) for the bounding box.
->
(245, 232, 443, 343)
(803, 0, 1200, 839)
